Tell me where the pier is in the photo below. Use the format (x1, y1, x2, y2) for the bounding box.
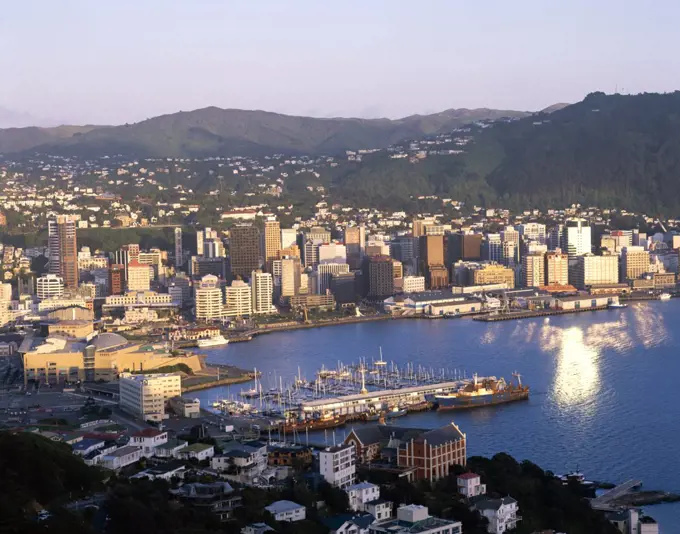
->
(474, 306, 610, 322)
(298, 380, 468, 418)
(590, 479, 642, 511)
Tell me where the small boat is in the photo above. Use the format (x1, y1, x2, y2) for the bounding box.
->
(659, 293, 672, 301)
(364, 412, 382, 422)
(386, 406, 407, 418)
(608, 302, 628, 309)
(197, 335, 229, 348)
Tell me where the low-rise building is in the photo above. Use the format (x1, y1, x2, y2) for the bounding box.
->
(369, 505, 461, 534)
(168, 396, 201, 418)
(319, 443, 356, 489)
(457, 472, 486, 498)
(212, 440, 268, 476)
(346, 481, 380, 512)
(100, 445, 143, 470)
(119, 373, 182, 422)
(264, 500, 306, 522)
(322, 513, 376, 534)
(154, 438, 188, 458)
(179, 443, 215, 461)
(171, 482, 242, 522)
(471, 496, 521, 534)
(129, 428, 169, 457)
(268, 443, 313, 468)
(553, 294, 618, 310)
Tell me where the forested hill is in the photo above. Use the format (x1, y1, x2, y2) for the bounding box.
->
(330, 91, 680, 215)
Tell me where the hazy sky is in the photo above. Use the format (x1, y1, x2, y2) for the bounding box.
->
(3, 0, 680, 125)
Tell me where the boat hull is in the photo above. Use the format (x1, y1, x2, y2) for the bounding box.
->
(280, 416, 347, 432)
(435, 389, 529, 410)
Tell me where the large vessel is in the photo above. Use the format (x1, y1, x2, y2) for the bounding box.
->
(434, 373, 529, 410)
(659, 293, 672, 301)
(280, 413, 347, 432)
(197, 335, 229, 348)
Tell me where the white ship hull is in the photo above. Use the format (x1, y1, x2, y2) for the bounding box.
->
(197, 336, 229, 348)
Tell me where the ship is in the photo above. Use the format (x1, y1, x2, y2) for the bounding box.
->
(608, 302, 628, 309)
(386, 405, 407, 418)
(197, 335, 229, 348)
(434, 373, 529, 410)
(279, 413, 347, 432)
(659, 293, 672, 301)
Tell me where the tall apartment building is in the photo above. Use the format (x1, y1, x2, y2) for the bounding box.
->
(470, 263, 515, 288)
(545, 249, 569, 286)
(319, 444, 356, 489)
(344, 226, 366, 269)
(250, 270, 274, 314)
(194, 274, 224, 321)
(229, 225, 260, 279)
(264, 219, 282, 273)
(119, 373, 182, 422)
(573, 254, 619, 289)
(174, 227, 183, 267)
(224, 280, 252, 318)
(564, 219, 592, 259)
(36, 274, 64, 300)
(203, 239, 225, 259)
(48, 215, 78, 289)
(522, 253, 545, 288)
(621, 246, 650, 280)
(127, 260, 151, 292)
(366, 256, 394, 299)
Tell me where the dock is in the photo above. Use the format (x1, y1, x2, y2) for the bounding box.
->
(474, 306, 610, 322)
(590, 479, 642, 511)
(298, 380, 469, 418)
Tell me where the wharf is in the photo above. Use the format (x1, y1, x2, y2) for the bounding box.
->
(474, 306, 610, 322)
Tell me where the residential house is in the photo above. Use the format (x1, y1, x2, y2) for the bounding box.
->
(100, 445, 143, 470)
(179, 443, 215, 461)
(264, 500, 306, 522)
(457, 472, 486, 498)
(471, 496, 521, 534)
(241, 523, 275, 534)
(346, 481, 380, 512)
(171, 481, 242, 522)
(129, 428, 169, 457)
(268, 444, 313, 468)
(131, 463, 187, 481)
(212, 440, 268, 476)
(153, 438, 188, 458)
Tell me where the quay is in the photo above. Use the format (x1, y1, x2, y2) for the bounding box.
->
(590, 479, 642, 511)
(474, 305, 610, 322)
(298, 380, 468, 418)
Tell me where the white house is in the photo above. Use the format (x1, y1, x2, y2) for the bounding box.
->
(100, 445, 143, 470)
(264, 500, 306, 522)
(346, 481, 380, 511)
(365, 499, 393, 521)
(153, 438, 188, 458)
(319, 443, 356, 489)
(129, 428, 169, 457)
(457, 472, 486, 498)
(212, 441, 268, 475)
(179, 443, 215, 461)
(241, 523, 275, 534)
(472, 497, 521, 534)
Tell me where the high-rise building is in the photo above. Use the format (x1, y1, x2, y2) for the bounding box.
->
(48, 215, 78, 289)
(522, 253, 545, 288)
(518, 223, 547, 244)
(447, 233, 482, 263)
(365, 241, 390, 257)
(545, 249, 569, 286)
(36, 274, 64, 300)
(194, 274, 224, 321)
(127, 260, 151, 292)
(402, 276, 426, 293)
(390, 236, 418, 264)
(251, 270, 274, 314)
(196, 228, 204, 257)
(344, 226, 366, 269)
(304, 226, 331, 244)
(500, 226, 520, 266)
(303, 239, 323, 268)
(224, 280, 252, 317)
(119, 373, 182, 421)
(229, 225, 260, 279)
(572, 254, 619, 289)
(419, 235, 448, 289)
(281, 228, 297, 250)
(264, 219, 282, 273)
(203, 239, 225, 258)
(279, 257, 302, 299)
(108, 264, 126, 295)
(318, 243, 347, 264)
(330, 272, 356, 304)
(484, 234, 503, 263)
(470, 263, 515, 288)
(317, 263, 350, 294)
(621, 246, 650, 280)
(0, 283, 12, 302)
(174, 227, 183, 267)
(366, 256, 394, 299)
(564, 219, 592, 259)
(548, 225, 566, 251)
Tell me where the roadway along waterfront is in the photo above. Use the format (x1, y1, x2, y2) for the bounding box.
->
(187, 299, 680, 532)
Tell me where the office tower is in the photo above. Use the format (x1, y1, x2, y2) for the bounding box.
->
(564, 219, 592, 259)
(366, 256, 394, 299)
(419, 235, 448, 289)
(485, 234, 502, 262)
(229, 224, 260, 279)
(174, 227, 183, 267)
(392, 260, 403, 280)
(548, 225, 566, 251)
(264, 219, 282, 273)
(448, 233, 482, 263)
(281, 228, 297, 250)
(317, 263, 350, 294)
(518, 223, 547, 244)
(412, 218, 431, 237)
(251, 270, 274, 314)
(318, 243, 347, 264)
(138, 249, 163, 278)
(633, 230, 647, 247)
(500, 226, 520, 266)
(344, 226, 365, 269)
(126, 260, 151, 292)
(365, 241, 390, 257)
(390, 236, 417, 263)
(196, 229, 204, 257)
(48, 215, 78, 289)
(203, 239, 225, 258)
(0, 283, 11, 302)
(402, 276, 426, 293)
(611, 230, 633, 251)
(305, 226, 331, 244)
(330, 272, 356, 304)
(573, 254, 619, 289)
(224, 280, 252, 318)
(36, 274, 64, 300)
(522, 253, 545, 288)
(470, 264, 515, 288)
(108, 264, 125, 296)
(303, 239, 323, 268)
(280, 257, 302, 299)
(194, 274, 224, 320)
(545, 249, 569, 286)
(621, 246, 650, 280)
(190, 256, 226, 279)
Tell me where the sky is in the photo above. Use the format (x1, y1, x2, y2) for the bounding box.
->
(2, 0, 680, 125)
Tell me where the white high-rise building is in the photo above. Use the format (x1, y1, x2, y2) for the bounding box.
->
(36, 274, 65, 300)
(518, 223, 547, 244)
(194, 274, 224, 320)
(119, 372, 182, 422)
(127, 260, 151, 292)
(203, 239, 225, 258)
(0, 283, 12, 302)
(251, 270, 274, 314)
(281, 228, 298, 250)
(319, 444, 356, 489)
(317, 263, 350, 294)
(318, 243, 347, 264)
(485, 234, 502, 262)
(573, 254, 619, 289)
(564, 219, 592, 259)
(174, 227, 183, 267)
(224, 280, 252, 318)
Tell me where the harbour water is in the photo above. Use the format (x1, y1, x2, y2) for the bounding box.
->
(189, 300, 680, 532)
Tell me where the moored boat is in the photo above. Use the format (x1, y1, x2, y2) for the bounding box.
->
(197, 335, 229, 348)
(280, 413, 347, 432)
(608, 302, 628, 309)
(386, 405, 407, 418)
(434, 373, 529, 411)
(659, 293, 672, 301)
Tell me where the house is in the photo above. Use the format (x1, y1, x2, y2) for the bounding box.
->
(346, 481, 380, 512)
(212, 440, 268, 475)
(264, 500, 306, 522)
(100, 445, 143, 470)
(365, 499, 393, 521)
(606, 509, 659, 534)
(130, 428, 169, 457)
(268, 443, 313, 468)
(72, 438, 106, 456)
(369, 505, 461, 534)
(241, 523, 275, 534)
(179, 443, 215, 461)
(131, 463, 187, 481)
(171, 481, 242, 522)
(471, 496, 520, 534)
(322, 513, 376, 534)
(153, 438, 188, 458)
(319, 444, 356, 489)
(457, 472, 486, 498)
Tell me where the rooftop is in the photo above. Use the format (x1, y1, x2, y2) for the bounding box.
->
(104, 445, 142, 458)
(457, 472, 480, 480)
(265, 500, 305, 514)
(132, 428, 166, 438)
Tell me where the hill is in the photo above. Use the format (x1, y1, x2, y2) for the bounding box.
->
(331, 91, 680, 214)
(1, 107, 528, 157)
